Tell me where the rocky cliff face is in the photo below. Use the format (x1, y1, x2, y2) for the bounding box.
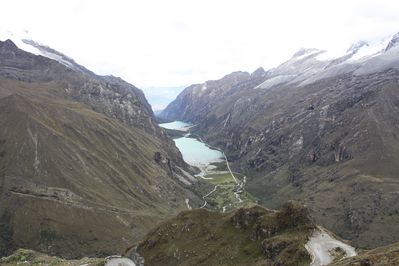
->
(160, 33, 399, 249)
(0, 39, 185, 166)
(159, 68, 268, 122)
(0, 39, 202, 258)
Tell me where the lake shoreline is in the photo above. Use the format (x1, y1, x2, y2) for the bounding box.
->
(159, 120, 256, 212)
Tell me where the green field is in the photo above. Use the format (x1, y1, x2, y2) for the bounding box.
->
(201, 161, 257, 211)
(205, 172, 235, 185)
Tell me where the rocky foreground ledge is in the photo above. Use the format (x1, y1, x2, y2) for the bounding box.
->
(135, 202, 314, 265)
(2, 203, 399, 265)
(0, 248, 141, 266)
(0, 249, 106, 265)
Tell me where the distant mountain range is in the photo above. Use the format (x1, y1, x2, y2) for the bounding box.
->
(141, 86, 186, 113)
(160, 32, 399, 249)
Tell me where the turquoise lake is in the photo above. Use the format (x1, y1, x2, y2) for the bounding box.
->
(174, 137, 223, 166)
(159, 121, 192, 131)
(159, 121, 223, 166)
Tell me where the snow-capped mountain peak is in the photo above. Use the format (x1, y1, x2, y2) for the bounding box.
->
(1, 39, 18, 50)
(346, 41, 369, 54)
(21, 39, 77, 70)
(0, 28, 94, 75)
(257, 32, 399, 90)
(0, 29, 44, 55)
(385, 32, 399, 51)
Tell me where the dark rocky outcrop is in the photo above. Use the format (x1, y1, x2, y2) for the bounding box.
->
(331, 242, 399, 266)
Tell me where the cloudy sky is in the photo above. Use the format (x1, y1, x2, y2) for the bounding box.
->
(1, 0, 399, 89)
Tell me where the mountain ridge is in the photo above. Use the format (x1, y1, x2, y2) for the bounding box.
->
(160, 32, 399, 249)
(0, 39, 204, 258)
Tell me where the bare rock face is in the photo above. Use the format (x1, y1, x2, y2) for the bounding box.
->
(347, 41, 369, 53)
(159, 70, 265, 123)
(0, 39, 18, 52)
(385, 32, 399, 51)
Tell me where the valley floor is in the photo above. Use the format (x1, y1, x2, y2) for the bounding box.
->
(160, 122, 257, 211)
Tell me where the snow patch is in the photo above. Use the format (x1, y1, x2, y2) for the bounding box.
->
(349, 37, 391, 61)
(255, 75, 297, 89)
(315, 48, 348, 61)
(0, 29, 76, 70)
(0, 29, 43, 55)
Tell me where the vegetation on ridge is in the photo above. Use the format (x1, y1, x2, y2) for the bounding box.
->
(136, 202, 314, 266)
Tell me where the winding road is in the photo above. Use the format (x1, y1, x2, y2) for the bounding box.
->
(194, 136, 247, 209)
(169, 125, 246, 210)
(200, 184, 236, 208)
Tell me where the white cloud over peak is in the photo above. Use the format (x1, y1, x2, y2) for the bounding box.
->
(1, 0, 399, 87)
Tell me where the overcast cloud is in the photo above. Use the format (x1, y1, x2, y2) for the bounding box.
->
(1, 0, 399, 88)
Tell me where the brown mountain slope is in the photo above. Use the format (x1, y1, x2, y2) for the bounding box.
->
(331, 242, 399, 266)
(0, 39, 186, 169)
(0, 40, 204, 258)
(0, 80, 203, 258)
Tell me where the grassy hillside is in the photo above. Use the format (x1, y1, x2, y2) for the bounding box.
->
(0, 79, 203, 258)
(136, 203, 314, 266)
(0, 249, 105, 266)
(331, 242, 399, 266)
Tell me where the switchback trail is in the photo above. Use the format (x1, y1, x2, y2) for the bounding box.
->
(194, 135, 246, 209)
